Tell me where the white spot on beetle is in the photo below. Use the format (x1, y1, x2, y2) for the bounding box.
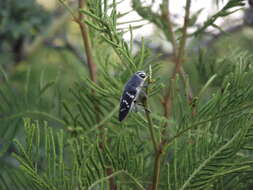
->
(126, 92, 135, 99)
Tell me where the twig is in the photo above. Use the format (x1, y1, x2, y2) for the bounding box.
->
(146, 140, 166, 190)
(173, 0, 191, 76)
(172, 0, 194, 106)
(76, 2, 117, 190)
(143, 78, 158, 152)
(145, 108, 158, 152)
(106, 168, 117, 190)
(163, 0, 192, 118)
(147, 1, 192, 189)
(76, 0, 97, 82)
(143, 74, 163, 190)
(59, 0, 114, 189)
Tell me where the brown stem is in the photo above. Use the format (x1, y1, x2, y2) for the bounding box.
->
(106, 168, 117, 190)
(76, 1, 116, 189)
(152, 151, 162, 190)
(144, 99, 158, 152)
(142, 76, 161, 190)
(147, 153, 162, 190)
(146, 140, 167, 190)
(163, 0, 192, 118)
(161, 0, 176, 121)
(147, 2, 193, 189)
(77, 0, 97, 82)
(173, 0, 191, 76)
(175, 0, 193, 105)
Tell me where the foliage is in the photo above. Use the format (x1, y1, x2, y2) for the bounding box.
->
(1, 0, 253, 190)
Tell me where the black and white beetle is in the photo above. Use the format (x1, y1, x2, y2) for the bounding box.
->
(119, 71, 147, 122)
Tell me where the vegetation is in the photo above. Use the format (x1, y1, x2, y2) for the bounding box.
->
(1, 0, 253, 189)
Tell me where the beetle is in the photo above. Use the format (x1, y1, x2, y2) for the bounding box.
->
(119, 71, 147, 122)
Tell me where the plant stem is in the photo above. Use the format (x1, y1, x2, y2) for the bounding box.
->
(152, 151, 162, 190)
(77, 0, 97, 82)
(162, 0, 192, 119)
(106, 168, 117, 190)
(148, 2, 192, 190)
(143, 78, 158, 152)
(76, 1, 117, 190)
(146, 139, 167, 190)
(144, 101, 158, 152)
(144, 76, 163, 190)
(173, 0, 191, 76)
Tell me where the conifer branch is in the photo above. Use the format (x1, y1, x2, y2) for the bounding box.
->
(62, 1, 116, 189)
(3, 0, 250, 190)
(76, 0, 102, 140)
(76, 1, 115, 188)
(167, 102, 253, 147)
